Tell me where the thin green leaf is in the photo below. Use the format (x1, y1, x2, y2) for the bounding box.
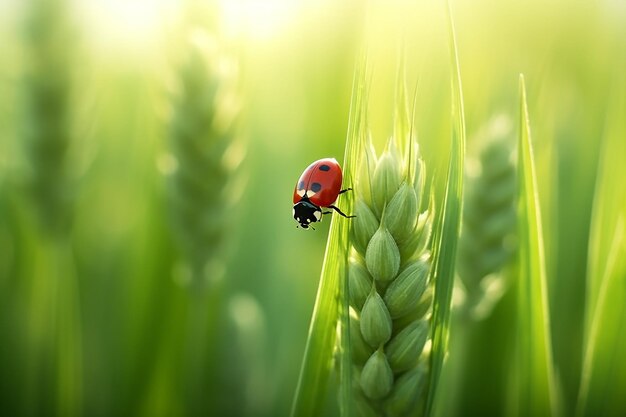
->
(394, 51, 410, 161)
(290, 55, 367, 417)
(425, 3, 465, 415)
(576, 79, 626, 417)
(514, 74, 558, 417)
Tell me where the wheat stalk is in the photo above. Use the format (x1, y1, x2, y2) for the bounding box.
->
(164, 19, 242, 414)
(21, 0, 82, 415)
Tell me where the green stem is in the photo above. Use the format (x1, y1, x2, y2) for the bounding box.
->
(182, 267, 223, 415)
(24, 236, 82, 416)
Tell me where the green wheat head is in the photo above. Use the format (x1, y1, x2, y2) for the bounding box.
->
(292, 14, 464, 416)
(166, 27, 241, 287)
(348, 126, 433, 416)
(457, 115, 516, 320)
(22, 0, 76, 236)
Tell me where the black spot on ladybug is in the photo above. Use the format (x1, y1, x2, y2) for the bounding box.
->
(298, 181, 305, 190)
(319, 164, 330, 171)
(311, 182, 322, 192)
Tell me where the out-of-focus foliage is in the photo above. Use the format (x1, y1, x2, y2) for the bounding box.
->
(0, 0, 624, 416)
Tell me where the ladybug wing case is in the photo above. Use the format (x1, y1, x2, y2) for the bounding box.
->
(293, 158, 342, 207)
(293, 160, 318, 204)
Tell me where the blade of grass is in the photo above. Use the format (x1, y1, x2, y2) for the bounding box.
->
(338, 54, 369, 417)
(576, 78, 626, 417)
(425, 3, 465, 415)
(290, 55, 366, 417)
(514, 74, 558, 417)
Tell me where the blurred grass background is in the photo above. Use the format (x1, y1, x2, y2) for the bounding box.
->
(0, 0, 624, 416)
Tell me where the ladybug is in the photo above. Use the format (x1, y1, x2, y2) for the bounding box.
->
(293, 157, 355, 229)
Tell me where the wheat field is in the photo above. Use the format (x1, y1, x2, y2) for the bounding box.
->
(0, 1, 624, 416)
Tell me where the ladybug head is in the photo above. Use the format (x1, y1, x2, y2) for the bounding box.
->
(293, 199, 322, 229)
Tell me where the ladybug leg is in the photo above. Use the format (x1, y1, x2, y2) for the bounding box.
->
(338, 187, 353, 195)
(327, 205, 356, 219)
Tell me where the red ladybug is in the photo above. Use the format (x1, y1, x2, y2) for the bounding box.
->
(292, 158, 355, 229)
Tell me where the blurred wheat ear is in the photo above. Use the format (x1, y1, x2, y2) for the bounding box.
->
(21, 0, 82, 415)
(164, 16, 243, 415)
(167, 28, 242, 287)
(23, 0, 76, 236)
(441, 114, 517, 417)
(457, 115, 517, 321)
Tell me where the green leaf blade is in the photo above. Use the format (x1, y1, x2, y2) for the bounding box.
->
(290, 56, 367, 417)
(425, 4, 466, 415)
(514, 74, 558, 417)
(577, 79, 626, 417)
